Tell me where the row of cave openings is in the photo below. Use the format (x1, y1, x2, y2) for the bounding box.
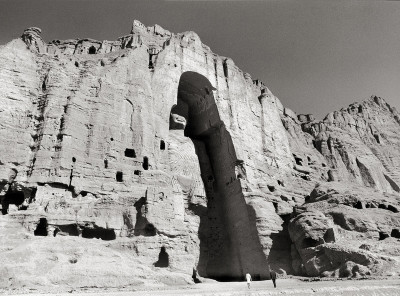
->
(114, 140, 166, 182)
(33, 217, 169, 267)
(69, 140, 166, 184)
(343, 200, 399, 213)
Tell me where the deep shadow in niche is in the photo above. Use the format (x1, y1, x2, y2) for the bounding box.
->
(188, 203, 208, 276)
(34, 218, 48, 236)
(160, 140, 166, 150)
(154, 246, 169, 267)
(88, 46, 96, 54)
(391, 229, 400, 238)
(264, 213, 294, 275)
(116, 171, 123, 182)
(134, 196, 156, 236)
(81, 225, 116, 240)
(170, 71, 268, 281)
(53, 223, 80, 237)
(143, 157, 149, 170)
(125, 148, 136, 158)
(1, 186, 25, 215)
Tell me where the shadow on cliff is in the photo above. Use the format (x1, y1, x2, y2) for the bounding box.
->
(188, 203, 209, 277)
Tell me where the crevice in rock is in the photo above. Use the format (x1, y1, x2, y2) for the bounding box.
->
(222, 59, 228, 78)
(148, 48, 158, 69)
(384, 174, 400, 193)
(356, 157, 376, 188)
(268, 214, 294, 274)
(27, 71, 51, 177)
(69, 157, 76, 190)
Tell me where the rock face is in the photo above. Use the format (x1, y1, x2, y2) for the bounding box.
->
(289, 182, 400, 278)
(0, 20, 399, 290)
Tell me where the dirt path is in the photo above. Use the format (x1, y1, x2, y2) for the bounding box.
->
(4, 279, 400, 296)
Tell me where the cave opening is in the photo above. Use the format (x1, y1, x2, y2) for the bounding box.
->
(143, 157, 149, 170)
(125, 148, 136, 158)
(354, 201, 363, 209)
(81, 225, 116, 240)
(170, 71, 268, 281)
(379, 231, 389, 240)
(88, 46, 96, 54)
(34, 218, 48, 236)
(53, 224, 80, 237)
(116, 171, 123, 182)
(154, 246, 169, 267)
(160, 140, 166, 150)
(301, 237, 320, 248)
(391, 229, 400, 238)
(268, 214, 294, 275)
(323, 228, 335, 243)
(293, 155, 303, 166)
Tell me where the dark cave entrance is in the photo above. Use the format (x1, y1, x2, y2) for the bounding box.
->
(268, 214, 294, 274)
(34, 218, 48, 236)
(170, 71, 268, 281)
(154, 246, 169, 267)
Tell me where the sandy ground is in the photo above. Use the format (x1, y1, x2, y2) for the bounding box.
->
(3, 279, 400, 296)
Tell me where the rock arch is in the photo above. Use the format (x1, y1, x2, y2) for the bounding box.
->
(171, 71, 268, 281)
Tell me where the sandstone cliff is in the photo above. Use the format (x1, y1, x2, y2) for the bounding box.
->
(0, 21, 399, 291)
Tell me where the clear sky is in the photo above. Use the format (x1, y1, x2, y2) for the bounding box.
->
(0, 0, 399, 119)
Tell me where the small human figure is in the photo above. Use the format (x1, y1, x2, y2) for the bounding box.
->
(245, 273, 252, 289)
(270, 268, 277, 288)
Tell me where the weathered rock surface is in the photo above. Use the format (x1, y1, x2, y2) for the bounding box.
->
(0, 20, 399, 290)
(289, 182, 400, 277)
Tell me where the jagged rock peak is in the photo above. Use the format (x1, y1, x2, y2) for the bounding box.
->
(23, 27, 42, 35)
(21, 27, 46, 53)
(131, 19, 172, 37)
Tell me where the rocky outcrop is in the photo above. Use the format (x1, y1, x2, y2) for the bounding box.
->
(289, 182, 400, 278)
(0, 20, 399, 290)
